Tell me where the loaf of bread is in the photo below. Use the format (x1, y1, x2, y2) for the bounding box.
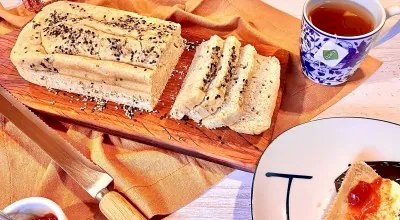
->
(170, 35, 281, 135)
(170, 35, 224, 119)
(11, 1, 184, 111)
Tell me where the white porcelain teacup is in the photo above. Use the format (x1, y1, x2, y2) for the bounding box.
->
(300, 0, 400, 85)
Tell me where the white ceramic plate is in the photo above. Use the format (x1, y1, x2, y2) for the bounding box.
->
(252, 117, 400, 220)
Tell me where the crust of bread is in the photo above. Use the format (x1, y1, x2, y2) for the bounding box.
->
(201, 44, 256, 129)
(170, 35, 224, 119)
(188, 36, 241, 122)
(229, 55, 280, 135)
(16, 67, 156, 110)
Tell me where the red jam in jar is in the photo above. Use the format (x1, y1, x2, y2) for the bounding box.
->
(347, 177, 382, 220)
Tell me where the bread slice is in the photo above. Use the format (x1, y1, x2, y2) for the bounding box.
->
(229, 55, 280, 135)
(187, 36, 241, 122)
(324, 161, 400, 220)
(170, 35, 224, 119)
(201, 44, 257, 129)
(10, 1, 184, 111)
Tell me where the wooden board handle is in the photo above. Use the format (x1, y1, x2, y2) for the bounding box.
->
(99, 191, 147, 220)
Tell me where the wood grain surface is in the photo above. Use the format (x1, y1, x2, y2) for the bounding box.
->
(99, 191, 147, 220)
(0, 25, 289, 172)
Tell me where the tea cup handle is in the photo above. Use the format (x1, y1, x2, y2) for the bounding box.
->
(375, 6, 400, 46)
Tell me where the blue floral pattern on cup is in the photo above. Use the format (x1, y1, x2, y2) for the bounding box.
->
(300, 17, 377, 85)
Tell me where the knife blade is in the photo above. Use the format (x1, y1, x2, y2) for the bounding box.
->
(0, 85, 146, 220)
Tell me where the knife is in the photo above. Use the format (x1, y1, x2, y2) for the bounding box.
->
(0, 86, 146, 220)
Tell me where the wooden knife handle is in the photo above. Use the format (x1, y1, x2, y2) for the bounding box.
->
(99, 191, 147, 220)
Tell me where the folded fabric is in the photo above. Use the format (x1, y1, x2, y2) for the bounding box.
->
(0, 114, 232, 218)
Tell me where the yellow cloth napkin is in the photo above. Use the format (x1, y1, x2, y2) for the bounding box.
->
(0, 115, 232, 219)
(0, 0, 382, 219)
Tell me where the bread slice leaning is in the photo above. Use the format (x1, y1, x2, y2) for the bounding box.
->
(324, 161, 400, 220)
(229, 55, 280, 135)
(187, 36, 241, 122)
(201, 44, 257, 129)
(170, 35, 224, 119)
(324, 162, 380, 220)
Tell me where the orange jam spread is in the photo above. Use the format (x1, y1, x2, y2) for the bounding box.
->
(347, 177, 383, 220)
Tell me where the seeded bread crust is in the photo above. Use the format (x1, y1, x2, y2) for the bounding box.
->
(11, 1, 184, 111)
(170, 35, 224, 119)
(229, 55, 280, 135)
(188, 36, 241, 123)
(201, 44, 256, 129)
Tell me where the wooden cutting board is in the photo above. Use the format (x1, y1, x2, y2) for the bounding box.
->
(0, 25, 289, 172)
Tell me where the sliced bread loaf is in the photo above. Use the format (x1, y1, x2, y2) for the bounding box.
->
(201, 45, 257, 129)
(170, 35, 224, 119)
(187, 36, 241, 122)
(229, 55, 280, 135)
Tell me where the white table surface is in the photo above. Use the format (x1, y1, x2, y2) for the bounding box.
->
(168, 0, 400, 219)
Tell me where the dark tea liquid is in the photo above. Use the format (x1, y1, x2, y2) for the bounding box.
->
(309, 1, 375, 36)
